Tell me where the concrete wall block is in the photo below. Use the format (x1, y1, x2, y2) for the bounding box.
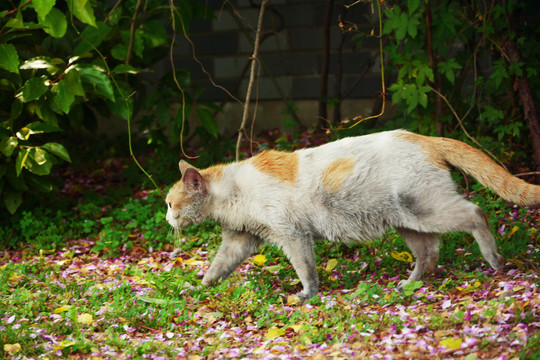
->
(342, 74, 382, 98)
(238, 30, 290, 54)
(189, 32, 239, 55)
(292, 76, 335, 99)
(289, 26, 343, 51)
(275, 3, 317, 27)
(262, 53, 319, 77)
(239, 76, 293, 100)
(214, 56, 249, 79)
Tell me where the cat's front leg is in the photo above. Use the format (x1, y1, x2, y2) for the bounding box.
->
(202, 228, 263, 287)
(279, 235, 319, 300)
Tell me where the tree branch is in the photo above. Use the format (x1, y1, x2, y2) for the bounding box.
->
(236, 0, 268, 161)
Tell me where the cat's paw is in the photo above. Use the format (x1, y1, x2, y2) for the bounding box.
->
(295, 290, 317, 301)
(489, 253, 504, 271)
(396, 280, 410, 292)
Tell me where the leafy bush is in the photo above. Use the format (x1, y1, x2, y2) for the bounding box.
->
(379, 0, 538, 164)
(0, 0, 218, 214)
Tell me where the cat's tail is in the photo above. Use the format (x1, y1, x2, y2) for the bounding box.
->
(396, 131, 540, 206)
(434, 137, 540, 206)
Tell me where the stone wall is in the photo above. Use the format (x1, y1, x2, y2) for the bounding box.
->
(169, 0, 390, 134)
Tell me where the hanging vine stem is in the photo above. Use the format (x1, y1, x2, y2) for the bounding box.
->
(66, 0, 164, 197)
(329, 0, 386, 132)
(235, 0, 268, 162)
(168, 0, 197, 161)
(168, 0, 245, 161)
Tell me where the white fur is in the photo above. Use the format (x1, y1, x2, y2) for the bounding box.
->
(167, 130, 506, 299)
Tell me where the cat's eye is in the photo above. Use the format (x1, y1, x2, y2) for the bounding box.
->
(168, 202, 172, 208)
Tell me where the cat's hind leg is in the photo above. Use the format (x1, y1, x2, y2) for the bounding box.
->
(396, 228, 440, 290)
(201, 228, 263, 286)
(278, 235, 319, 300)
(406, 196, 504, 273)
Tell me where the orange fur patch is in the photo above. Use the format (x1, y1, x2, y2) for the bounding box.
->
(202, 164, 225, 182)
(395, 132, 449, 169)
(322, 158, 355, 192)
(166, 182, 193, 209)
(250, 150, 298, 184)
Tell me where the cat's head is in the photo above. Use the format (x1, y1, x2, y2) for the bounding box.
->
(165, 161, 208, 229)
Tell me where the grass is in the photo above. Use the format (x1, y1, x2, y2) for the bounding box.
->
(0, 171, 539, 359)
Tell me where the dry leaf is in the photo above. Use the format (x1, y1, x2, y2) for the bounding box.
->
(390, 251, 413, 263)
(53, 305, 71, 314)
(325, 259, 338, 272)
(77, 313, 93, 326)
(440, 337, 462, 350)
(252, 254, 267, 266)
(265, 327, 285, 341)
(4, 343, 21, 353)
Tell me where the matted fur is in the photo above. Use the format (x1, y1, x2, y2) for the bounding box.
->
(166, 130, 540, 299)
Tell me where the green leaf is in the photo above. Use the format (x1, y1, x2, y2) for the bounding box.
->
(6, 9, 23, 28)
(16, 148, 30, 177)
(21, 77, 49, 103)
(111, 64, 139, 75)
(197, 107, 218, 138)
(407, 0, 421, 15)
(20, 56, 56, 72)
(68, 0, 97, 27)
(52, 80, 75, 114)
(35, 100, 59, 126)
(26, 121, 62, 134)
(78, 66, 115, 101)
(73, 22, 111, 56)
(63, 70, 85, 96)
(33, 0, 56, 20)
(26, 174, 53, 193)
(156, 102, 171, 128)
(107, 87, 133, 120)
(141, 21, 168, 47)
(25, 149, 53, 175)
(39, 7, 67, 38)
(42, 142, 71, 162)
(0, 43, 20, 74)
(0, 137, 18, 157)
(111, 43, 128, 61)
(3, 186, 22, 214)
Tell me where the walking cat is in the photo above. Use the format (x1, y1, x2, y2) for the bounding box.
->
(165, 130, 540, 299)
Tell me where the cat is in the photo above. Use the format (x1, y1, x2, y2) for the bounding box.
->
(165, 130, 540, 300)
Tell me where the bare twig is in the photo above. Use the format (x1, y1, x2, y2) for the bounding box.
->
(104, 0, 123, 23)
(126, 0, 142, 65)
(235, 0, 268, 161)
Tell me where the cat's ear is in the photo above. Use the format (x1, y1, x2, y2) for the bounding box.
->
(183, 167, 206, 194)
(179, 160, 193, 175)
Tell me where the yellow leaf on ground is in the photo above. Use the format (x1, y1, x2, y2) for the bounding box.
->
(53, 305, 71, 314)
(508, 226, 520, 236)
(54, 341, 76, 350)
(265, 327, 285, 341)
(183, 259, 204, 267)
(390, 251, 413, 263)
(287, 295, 301, 306)
(325, 259, 338, 272)
(77, 313, 93, 326)
(8, 274, 24, 283)
(289, 324, 303, 333)
(4, 343, 21, 353)
(440, 337, 462, 350)
(252, 254, 267, 266)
